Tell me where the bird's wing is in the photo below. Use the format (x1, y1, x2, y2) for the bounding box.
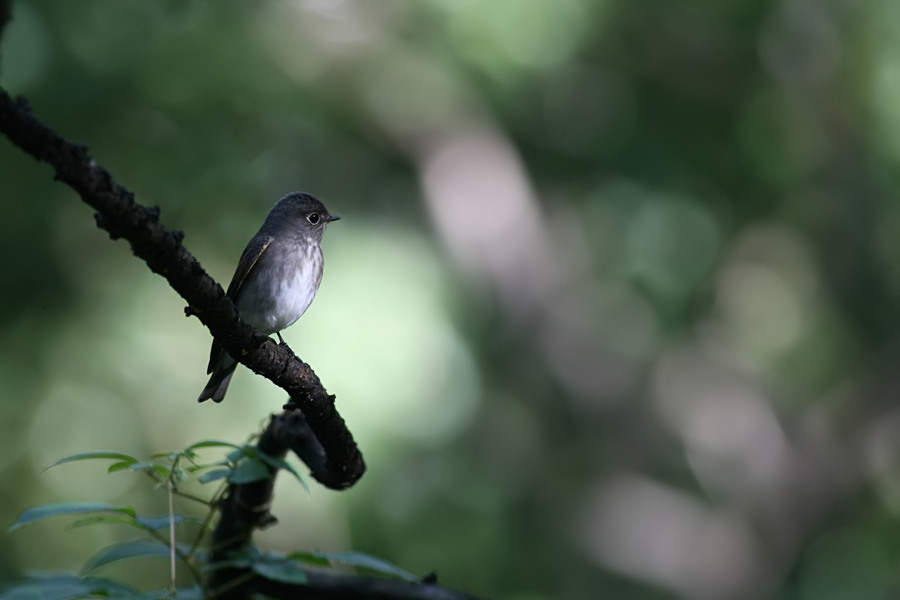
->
(206, 235, 273, 373)
(226, 235, 273, 301)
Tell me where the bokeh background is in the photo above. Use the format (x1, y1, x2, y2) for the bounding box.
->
(3, 0, 900, 598)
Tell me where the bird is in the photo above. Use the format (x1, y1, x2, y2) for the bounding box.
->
(198, 192, 339, 403)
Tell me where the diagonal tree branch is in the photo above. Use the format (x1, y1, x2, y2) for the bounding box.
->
(0, 87, 365, 490)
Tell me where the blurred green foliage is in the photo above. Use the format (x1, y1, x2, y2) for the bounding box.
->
(3, 1, 900, 599)
(1, 443, 423, 598)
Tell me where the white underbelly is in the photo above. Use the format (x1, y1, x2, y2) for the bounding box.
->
(237, 260, 320, 334)
(270, 269, 318, 331)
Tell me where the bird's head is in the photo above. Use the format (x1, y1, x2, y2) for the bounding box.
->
(266, 192, 339, 239)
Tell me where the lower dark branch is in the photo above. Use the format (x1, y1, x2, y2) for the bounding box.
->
(0, 87, 364, 490)
(256, 573, 483, 600)
(209, 413, 481, 600)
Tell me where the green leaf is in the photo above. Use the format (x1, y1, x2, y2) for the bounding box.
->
(288, 551, 331, 567)
(42, 452, 137, 472)
(257, 452, 308, 492)
(198, 468, 231, 484)
(185, 440, 242, 452)
(9, 502, 136, 532)
(321, 552, 419, 582)
(80, 539, 176, 574)
(135, 514, 201, 531)
(153, 450, 188, 462)
(227, 458, 270, 484)
(205, 545, 262, 571)
(69, 516, 137, 530)
(152, 451, 176, 459)
(82, 576, 146, 599)
(0, 574, 89, 600)
(0, 574, 143, 600)
(68, 513, 201, 534)
(107, 460, 136, 473)
(204, 558, 251, 571)
(128, 461, 172, 477)
(252, 558, 308, 584)
(187, 460, 229, 473)
(287, 549, 419, 581)
(226, 446, 254, 463)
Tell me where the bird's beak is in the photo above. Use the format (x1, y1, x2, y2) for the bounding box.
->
(328, 214, 341, 222)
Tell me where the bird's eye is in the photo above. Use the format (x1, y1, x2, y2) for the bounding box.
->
(307, 213, 320, 225)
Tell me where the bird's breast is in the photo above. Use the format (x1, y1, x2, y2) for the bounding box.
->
(237, 243, 323, 334)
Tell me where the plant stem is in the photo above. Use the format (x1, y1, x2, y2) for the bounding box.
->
(168, 479, 177, 597)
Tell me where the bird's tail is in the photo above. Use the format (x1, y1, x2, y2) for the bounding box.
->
(198, 356, 237, 403)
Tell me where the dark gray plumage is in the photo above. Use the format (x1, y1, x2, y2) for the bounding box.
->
(198, 192, 339, 403)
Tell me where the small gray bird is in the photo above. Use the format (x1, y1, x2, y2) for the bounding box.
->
(198, 192, 339, 403)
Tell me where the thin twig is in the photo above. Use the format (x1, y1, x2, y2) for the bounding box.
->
(189, 481, 227, 557)
(170, 488, 217, 508)
(142, 526, 204, 585)
(168, 479, 177, 596)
